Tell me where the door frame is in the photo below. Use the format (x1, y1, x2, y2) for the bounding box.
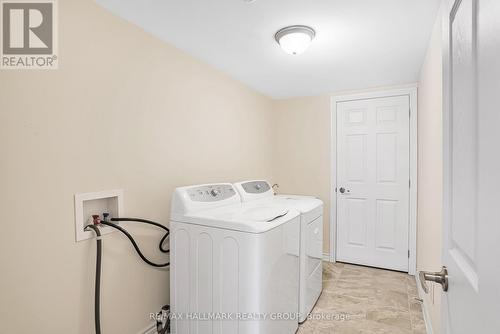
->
(329, 84, 418, 275)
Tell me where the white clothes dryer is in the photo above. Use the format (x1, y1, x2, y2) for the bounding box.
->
(233, 180, 323, 323)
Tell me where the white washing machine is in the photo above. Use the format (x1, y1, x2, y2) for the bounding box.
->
(233, 180, 323, 323)
(170, 183, 300, 334)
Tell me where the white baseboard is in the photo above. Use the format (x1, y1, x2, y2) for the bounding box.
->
(138, 322, 157, 334)
(415, 274, 434, 334)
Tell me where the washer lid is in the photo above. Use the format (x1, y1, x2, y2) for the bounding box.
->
(171, 204, 299, 233)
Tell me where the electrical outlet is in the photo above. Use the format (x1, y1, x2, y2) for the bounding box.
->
(74, 189, 124, 242)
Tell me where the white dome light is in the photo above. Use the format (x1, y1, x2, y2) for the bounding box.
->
(275, 25, 315, 55)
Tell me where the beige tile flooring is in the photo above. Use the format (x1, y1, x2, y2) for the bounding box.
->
(297, 262, 426, 334)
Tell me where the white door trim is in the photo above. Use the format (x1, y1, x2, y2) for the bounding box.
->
(329, 84, 418, 275)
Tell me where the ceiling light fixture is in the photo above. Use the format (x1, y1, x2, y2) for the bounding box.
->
(275, 25, 315, 55)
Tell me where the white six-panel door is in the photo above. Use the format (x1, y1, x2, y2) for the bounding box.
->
(336, 96, 410, 271)
(439, 0, 500, 332)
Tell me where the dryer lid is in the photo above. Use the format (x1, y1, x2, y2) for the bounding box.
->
(171, 204, 299, 234)
(218, 206, 289, 222)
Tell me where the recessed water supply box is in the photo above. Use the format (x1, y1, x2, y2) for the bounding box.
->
(74, 189, 124, 242)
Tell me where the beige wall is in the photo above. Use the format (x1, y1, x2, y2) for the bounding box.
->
(417, 12, 443, 334)
(0, 1, 444, 333)
(0, 1, 274, 333)
(272, 96, 332, 253)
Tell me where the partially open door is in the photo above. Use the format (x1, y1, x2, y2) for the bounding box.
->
(419, 0, 500, 332)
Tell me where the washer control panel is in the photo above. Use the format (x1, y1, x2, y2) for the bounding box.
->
(241, 181, 271, 194)
(187, 184, 236, 202)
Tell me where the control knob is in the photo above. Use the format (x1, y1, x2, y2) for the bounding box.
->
(210, 189, 220, 197)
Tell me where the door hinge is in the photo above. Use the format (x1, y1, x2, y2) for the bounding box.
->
(408, 250, 410, 258)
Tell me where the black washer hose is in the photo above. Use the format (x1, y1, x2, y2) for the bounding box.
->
(84, 225, 102, 334)
(100, 219, 170, 267)
(86, 218, 170, 334)
(109, 217, 170, 254)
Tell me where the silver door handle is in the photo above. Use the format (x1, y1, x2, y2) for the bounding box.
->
(338, 187, 350, 194)
(419, 266, 449, 293)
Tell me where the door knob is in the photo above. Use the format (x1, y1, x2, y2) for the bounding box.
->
(338, 187, 350, 194)
(419, 266, 449, 292)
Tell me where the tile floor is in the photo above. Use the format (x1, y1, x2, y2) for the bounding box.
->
(297, 262, 426, 334)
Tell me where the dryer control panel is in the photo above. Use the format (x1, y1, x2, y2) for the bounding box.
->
(241, 180, 271, 194)
(187, 184, 236, 202)
(233, 180, 274, 202)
